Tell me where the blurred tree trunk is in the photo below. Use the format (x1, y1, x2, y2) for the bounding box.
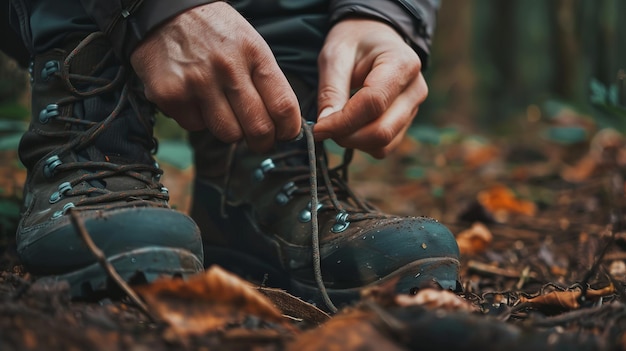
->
(550, 0, 581, 100)
(426, 0, 476, 130)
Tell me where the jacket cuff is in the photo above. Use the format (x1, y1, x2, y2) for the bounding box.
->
(329, 0, 439, 69)
(80, 0, 222, 61)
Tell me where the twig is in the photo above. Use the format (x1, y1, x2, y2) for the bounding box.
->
(578, 166, 624, 304)
(515, 266, 531, 290)
(467, 260, 537, 280)
(528, 303, 613, 328)
(601, 266, 626, 304)
(68, 209, 157, 322)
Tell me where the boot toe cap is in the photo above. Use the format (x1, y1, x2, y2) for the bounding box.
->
(18, 207, 203, 275)
(317, 216, 460, 291)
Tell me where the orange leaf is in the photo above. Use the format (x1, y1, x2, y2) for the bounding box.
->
(456, 222, 493, 255)
(478, 184, 536, 220)
(518, 284, 615, 310)
(135, 265, 285, 338)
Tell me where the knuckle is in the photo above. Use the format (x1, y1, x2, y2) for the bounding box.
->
(405, 55, 422, 76)
(145, 78, 183, 103)
(209, 116, 242, 143)
(365, 91, 389, 117)
(246, 120, 274, 138)
(269, 94, 298, 120)
(371, 126, 395, 146)
(219, 129, 243, 144)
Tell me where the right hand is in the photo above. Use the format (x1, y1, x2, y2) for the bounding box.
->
(130, 2, 302, 152)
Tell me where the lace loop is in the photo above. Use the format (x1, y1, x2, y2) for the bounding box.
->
(35, 33, 165, 211)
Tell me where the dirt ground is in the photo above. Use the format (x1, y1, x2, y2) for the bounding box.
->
(1, 113, 626, 350)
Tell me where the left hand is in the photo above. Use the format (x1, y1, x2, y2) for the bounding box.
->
(314, 18, 428, 159)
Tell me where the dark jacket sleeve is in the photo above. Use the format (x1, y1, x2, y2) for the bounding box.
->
(329, 0, 440, 69)
(78, 0, 221, 61)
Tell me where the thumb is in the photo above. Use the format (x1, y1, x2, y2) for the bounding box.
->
(316, 51, 354, 122)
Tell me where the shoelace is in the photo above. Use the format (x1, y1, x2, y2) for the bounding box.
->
(222, 119, 392, 312)
(38, 32, 166, 211)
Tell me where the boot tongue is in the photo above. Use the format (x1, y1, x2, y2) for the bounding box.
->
(274, 137, 310, 167)
(75, 58, 154, 166)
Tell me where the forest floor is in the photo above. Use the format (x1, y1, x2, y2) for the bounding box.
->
(1, 109, 626, 350)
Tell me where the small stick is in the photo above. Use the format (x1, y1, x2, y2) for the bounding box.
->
(468, 260, 537, 280)
(69, 209, 157, 322)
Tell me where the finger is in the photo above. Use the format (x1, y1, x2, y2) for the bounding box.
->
(142, 76, 208, 131)
(224, 81, 276, 152)
(346, 115, 412, 159)
(332, 75, 427, 157)
(314, 55, 418, 140)
(251, 57, 301, 141)
(199, 91, 244, 144)
(158, 101, 206, 131)
(316, 45, 354, 120)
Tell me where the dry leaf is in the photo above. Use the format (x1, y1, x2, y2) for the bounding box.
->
(456, 222, 493, 255)
(257, 286, 330, 325)
(462, 140, 500, 170)
(477, 184, 536, 221)
(561, 128, 626, 182)
(517, 284, 615, 310)
(287, 309, 406, 351)
(561, 155, 598, 183)
(395, 289, 477, 312)
(135, 265, 285, 338)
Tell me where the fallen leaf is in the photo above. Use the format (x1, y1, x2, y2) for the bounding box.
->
(395, 289, 477, 312)
(477, 184, 536, 222)
(462, 139, 500, 170)
(517, 284, 615, 311)
(135, 265, 285, 338)
(455, 222, 493, 255)
(257, 286, 331, 325)
(287, 309, 406, 351)
(561, 128, 625, 182)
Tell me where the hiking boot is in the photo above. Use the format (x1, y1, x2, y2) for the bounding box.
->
(17, 33, 203, 297)
(190, 79, 459, 311)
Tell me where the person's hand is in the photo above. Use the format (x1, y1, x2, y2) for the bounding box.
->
(130, 2, 301, 152)
(314, 19, 428, 159)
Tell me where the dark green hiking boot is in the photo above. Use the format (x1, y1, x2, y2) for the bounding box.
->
(189, 81, 459, 311)
(17, 33, 203, 297)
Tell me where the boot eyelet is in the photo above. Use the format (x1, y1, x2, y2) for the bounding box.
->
(28, 61, 34, 83)
(153, 162, 162, 181)
(49, 182, 73, 204)
(51, 202, 75, 219)
(331, 211, 350, 233)
(298, 202, 323, 223)
(160, 186, 169, 195)
(43, 155, 62, 178)
(253, 158, 275, 181)
(276, 181, 297, 205)
(39, 104, 60, 124)
(41, 60, 60, 81)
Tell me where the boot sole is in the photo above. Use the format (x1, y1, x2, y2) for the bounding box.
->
(37, 246, 203, 298)
(204, 246, 460, 310)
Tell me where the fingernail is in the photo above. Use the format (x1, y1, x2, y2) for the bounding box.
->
(318, 107, 336, 120)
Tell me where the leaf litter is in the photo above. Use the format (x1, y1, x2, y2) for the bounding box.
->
(2, 114, 626, 350)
